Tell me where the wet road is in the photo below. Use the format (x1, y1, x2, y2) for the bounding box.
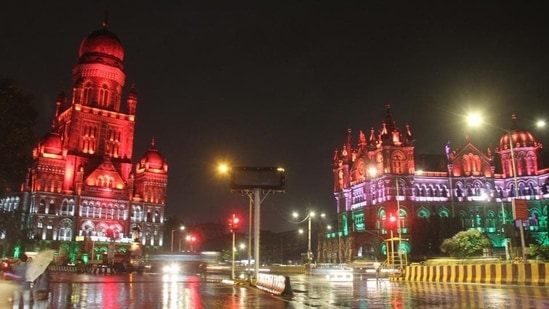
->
(2, 272, 549, 308)
(291, 275, 549, 308)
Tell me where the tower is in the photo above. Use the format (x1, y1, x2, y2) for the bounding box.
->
(16, 17, 168, 257)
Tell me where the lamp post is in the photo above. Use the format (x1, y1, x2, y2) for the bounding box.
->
(218, 165, 285, 280)
(171, 225, 185, 252)
(506, 130, 528, 262)
(467, 113, 527, 261)
(293, 210, 325, 272)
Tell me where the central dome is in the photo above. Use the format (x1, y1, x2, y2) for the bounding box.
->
(498, 114, 539, 150)
(78, 27, 124, 62)
(41, 132, 63, 155)
(139, 139, 166, 171)
(499, 129, 538, 150)
(143, 148, 164, 169)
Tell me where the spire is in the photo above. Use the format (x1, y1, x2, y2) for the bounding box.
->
(127, 84, 137, 115)
(510, 113, 518, 131)
(358, 130, 366, 148)
(102, 10, 109, 29)
(52, 92, 65, 130)
(151, 136, 156, 148)
(384, 104, 396, 132)
(345, 128, 352, 150)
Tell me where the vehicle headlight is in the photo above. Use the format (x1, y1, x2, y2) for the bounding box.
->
(162, 264, 180, 273)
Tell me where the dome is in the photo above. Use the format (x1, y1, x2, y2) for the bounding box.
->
(41, 132, 63, 155)
(78, 28, 124, 62)
(140, 142, 165, 170)
(499, 129, 538, 150)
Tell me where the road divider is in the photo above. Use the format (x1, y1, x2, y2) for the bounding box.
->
(254, 273, 293, 297)
(399, 262, 549, 285)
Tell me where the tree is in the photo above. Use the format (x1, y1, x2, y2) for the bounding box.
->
(0, 78, 37, 193)
(0, 78, 37, 256)
(440, 229, 491, 258)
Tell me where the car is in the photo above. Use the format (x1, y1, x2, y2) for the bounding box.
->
(1, 258, 19, 280)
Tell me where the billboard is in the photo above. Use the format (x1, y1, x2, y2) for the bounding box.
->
(230, 166, 285, 192)
(512, 199, 528, 220)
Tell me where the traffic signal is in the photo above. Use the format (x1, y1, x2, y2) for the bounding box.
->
(228, 214, 240, 232)
(385, 214, 397, 230)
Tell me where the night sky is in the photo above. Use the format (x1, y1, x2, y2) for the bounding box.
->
(2, 1, 549, 232)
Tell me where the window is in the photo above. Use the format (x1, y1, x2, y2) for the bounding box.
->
(392, 152, 405, 174)
(99, 84, 109, 107)
(83, 82, 93, 104)
(58, 219, 73, 241)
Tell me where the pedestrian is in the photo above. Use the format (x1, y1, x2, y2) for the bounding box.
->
(32, 264, 51, 309)
(11, 254, 31, 309)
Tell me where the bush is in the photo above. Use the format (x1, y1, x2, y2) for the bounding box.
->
(440, 229, 491, 258)
(529, 244, 549, 260)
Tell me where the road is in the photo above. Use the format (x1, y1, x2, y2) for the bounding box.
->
(2, 271, 548, 308)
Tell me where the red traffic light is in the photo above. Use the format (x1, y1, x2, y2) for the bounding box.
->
(385, 214, 397, 230)
(228, 214, 240, 232)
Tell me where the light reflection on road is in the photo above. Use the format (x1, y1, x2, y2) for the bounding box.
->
(20, 272, 549, 309)
(289, 274, 549, 308)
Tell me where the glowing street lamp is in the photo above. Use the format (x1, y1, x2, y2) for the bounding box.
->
(466, 112, 526, 261)
(171, 225, 185, 252)
(292, 210, 325, 270)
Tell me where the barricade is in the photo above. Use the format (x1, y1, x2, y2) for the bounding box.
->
(254, 273, 293, 297)
(403, 262, 549, 285)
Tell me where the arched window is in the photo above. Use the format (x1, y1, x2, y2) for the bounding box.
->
(38, 199, 46, 213)
(486, 210, 497, 232)
(99, 84, 109, 107)
(392, 152, 405, 174)
(438, 208, 450, 217)
(61, 200, 69, 215)
(58, 219, 73, 241)
(417, 207, 431, 219)
(398, 208, 408, 233)
(82, 83, 93, 105)
(529, 212, 540, 231)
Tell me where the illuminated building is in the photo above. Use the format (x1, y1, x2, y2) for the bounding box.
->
(322, 105, 549, 263)
(1, 18, 168, 256)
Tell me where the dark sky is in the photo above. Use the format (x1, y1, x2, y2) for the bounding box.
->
(2, 1, 549, 232)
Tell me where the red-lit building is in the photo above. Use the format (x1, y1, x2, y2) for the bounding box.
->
(1, 19, 168, 257)
(321, 105, 549, 263)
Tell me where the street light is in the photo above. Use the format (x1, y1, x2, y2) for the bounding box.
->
(171, 225, 185, 252)
(467, 113, 526, 261)
(292, 210, 325, 271)
(218, 165, 286, 280)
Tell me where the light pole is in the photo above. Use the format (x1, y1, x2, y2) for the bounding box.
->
(293, 210, 325, 271)
(506, 129, 528, 262)
(171, 225, 185, 252)
(218, 165, 285, 280)
(467, 113, 527, 261)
